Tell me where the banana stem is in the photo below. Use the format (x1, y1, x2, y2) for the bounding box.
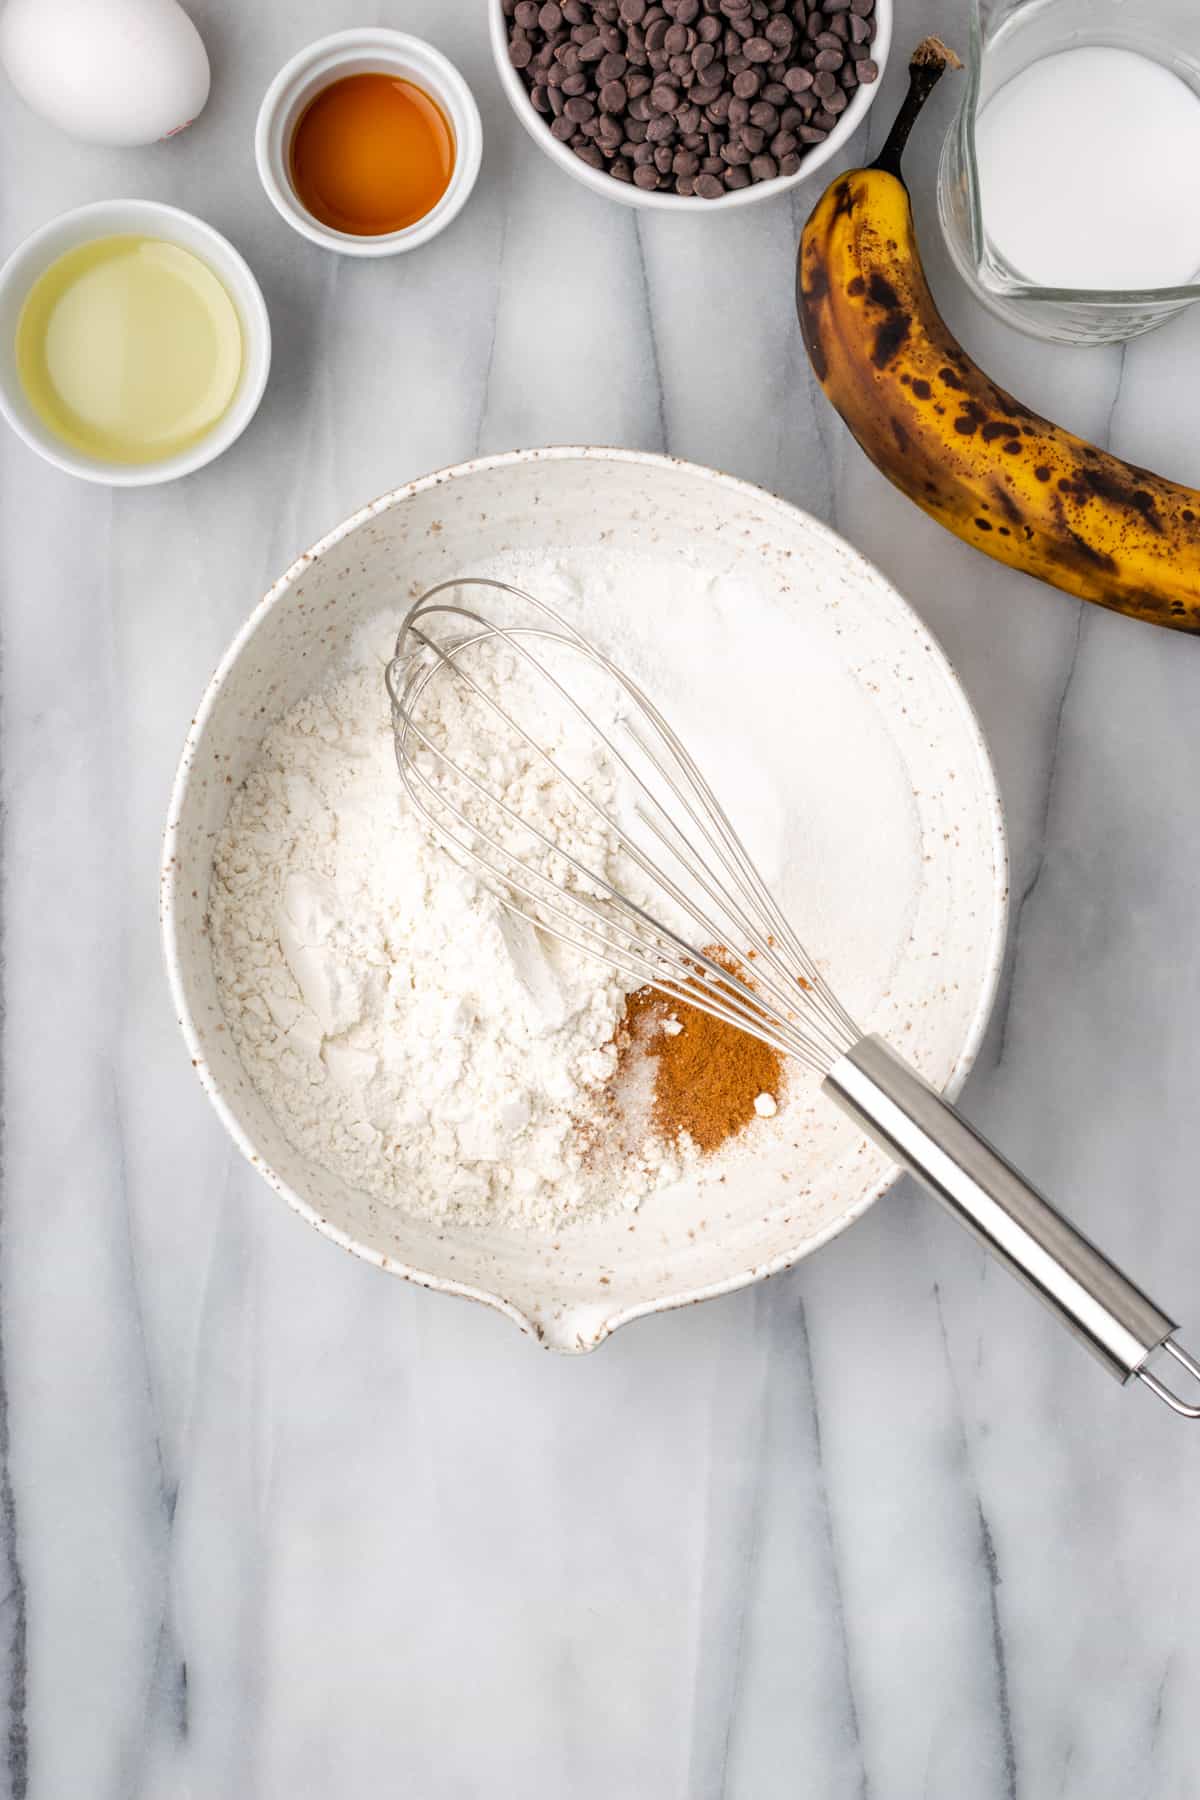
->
(871, 37, 962, 181)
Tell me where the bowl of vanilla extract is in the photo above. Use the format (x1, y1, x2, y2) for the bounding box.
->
(255, 28, 484, 257)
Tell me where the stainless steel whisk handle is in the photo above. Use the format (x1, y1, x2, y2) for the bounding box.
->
(825, 1037, 1200, 1417)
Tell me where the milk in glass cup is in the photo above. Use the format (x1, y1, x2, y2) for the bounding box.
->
(938, 0, 1200, 344)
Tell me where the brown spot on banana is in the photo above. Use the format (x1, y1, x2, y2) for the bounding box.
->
(795, 39, 1200, 635)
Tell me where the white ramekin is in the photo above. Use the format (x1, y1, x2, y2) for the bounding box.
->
(488, 0, 891, 213)
(254, 28, 483, 257)
(0, 199, 271, 488)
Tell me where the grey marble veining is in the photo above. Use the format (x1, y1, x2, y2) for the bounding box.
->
(3, 1, 1200, 1795)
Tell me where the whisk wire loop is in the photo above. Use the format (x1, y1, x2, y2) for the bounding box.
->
(388, 577, 860, 1072)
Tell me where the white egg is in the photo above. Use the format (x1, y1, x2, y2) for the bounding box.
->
(0, 0, 210, 146)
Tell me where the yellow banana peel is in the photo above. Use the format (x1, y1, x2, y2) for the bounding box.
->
(797, 38, 1200, 634)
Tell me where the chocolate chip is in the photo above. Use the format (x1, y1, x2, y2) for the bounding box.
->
(507, 0, 864, 197)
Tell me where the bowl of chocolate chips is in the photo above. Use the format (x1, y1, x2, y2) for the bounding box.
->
(489, 0, 889, 208)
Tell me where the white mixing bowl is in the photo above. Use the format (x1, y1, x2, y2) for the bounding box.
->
(161, 448, 1006, 1351)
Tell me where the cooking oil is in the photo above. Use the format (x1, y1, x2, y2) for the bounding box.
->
(16, 235, 243, 464)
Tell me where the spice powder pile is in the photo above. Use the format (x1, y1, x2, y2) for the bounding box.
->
(617, 964, 784, 1156)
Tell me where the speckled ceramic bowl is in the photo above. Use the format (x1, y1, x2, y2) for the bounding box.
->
(161, 448, 1007, 1351)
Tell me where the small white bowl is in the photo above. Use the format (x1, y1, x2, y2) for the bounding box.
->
(488, 0, 891, 212)
(0, 199, 271, 488)
(255, 28, 483, 257)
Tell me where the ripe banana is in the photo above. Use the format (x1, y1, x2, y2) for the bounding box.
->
(797, 39, 1200, 634)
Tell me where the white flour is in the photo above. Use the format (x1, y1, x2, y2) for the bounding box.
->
(210, 605, 690, 1227)
(211, 542, 920, 1230)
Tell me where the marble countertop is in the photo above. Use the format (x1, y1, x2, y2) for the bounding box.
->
(4, 2, 1200, 1795)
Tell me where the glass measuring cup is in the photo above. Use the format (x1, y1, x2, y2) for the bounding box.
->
(937, 0, 1200, 344)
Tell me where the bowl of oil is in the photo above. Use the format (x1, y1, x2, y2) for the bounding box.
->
(254, 28, 483, 257)
(0, 198, 271, 486)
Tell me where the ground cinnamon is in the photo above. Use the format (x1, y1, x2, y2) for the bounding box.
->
(616, 950, 784, 1155)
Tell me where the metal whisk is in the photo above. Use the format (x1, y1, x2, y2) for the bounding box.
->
(387, 576, 1200, 1417)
